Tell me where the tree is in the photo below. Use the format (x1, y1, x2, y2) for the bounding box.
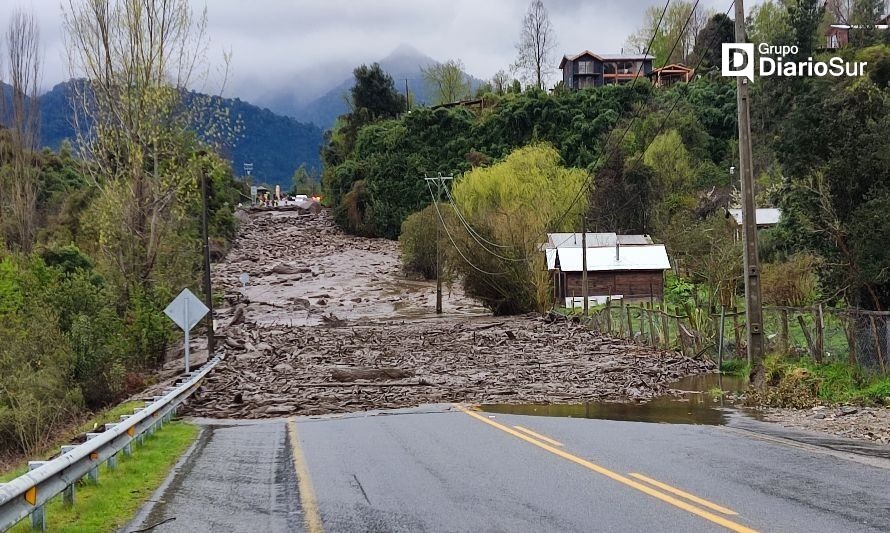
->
(350, 63, 405, 120)
(491, 70, 511, 94)
(2, 9, 40, 252)
(513, 0, 556, 90)
(421, 59, 471, 105)
(692, 13, 735, 70)
(450, 144, 587, 314)
(625, 1, 706, 66)
(62, 0, 219, 296)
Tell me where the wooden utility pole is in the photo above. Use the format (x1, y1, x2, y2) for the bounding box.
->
(425, 175, 453, 314)
(199, 156, 215, 355)
(581, 217, 589, 315)
(734, 0, 765, 388)
(405, 79, 411, 113)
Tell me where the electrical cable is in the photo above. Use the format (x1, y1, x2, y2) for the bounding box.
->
(426, 181, 507, 276)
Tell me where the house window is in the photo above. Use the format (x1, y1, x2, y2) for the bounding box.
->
(578, 60, 594, 74)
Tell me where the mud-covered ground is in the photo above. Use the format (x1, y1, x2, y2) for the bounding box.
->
(186, 210, 716, 418)
(757, 406, 890, 445)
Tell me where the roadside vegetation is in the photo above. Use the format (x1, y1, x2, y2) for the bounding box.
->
(8, 421, 198, 533)
(0, 0, 244, 458)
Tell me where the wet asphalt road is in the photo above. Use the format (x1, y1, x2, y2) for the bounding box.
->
(130, 406, 890, 533)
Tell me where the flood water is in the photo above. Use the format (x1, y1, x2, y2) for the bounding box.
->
(480, 373, 749, 426)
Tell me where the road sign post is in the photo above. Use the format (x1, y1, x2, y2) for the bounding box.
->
(164, 288, 210, 373)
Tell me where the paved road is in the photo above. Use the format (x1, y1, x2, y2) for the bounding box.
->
(130, 406, 890, 533)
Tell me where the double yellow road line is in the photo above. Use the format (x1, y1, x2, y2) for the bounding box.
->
(456, 405, 759, 533)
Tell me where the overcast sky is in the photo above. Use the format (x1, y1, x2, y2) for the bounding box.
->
(3, 0, 737, 104)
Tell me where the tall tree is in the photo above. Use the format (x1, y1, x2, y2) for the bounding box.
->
(3, 9, 40, 251)
(421, 59, 470, 105)
(513, 0, 556, 90)
(63, 0, 217, 294)
(691, 13, 735, 70)
(491, 70, 510, 94)
(625, 1, 706, 67)
(350, 63, 404, 120)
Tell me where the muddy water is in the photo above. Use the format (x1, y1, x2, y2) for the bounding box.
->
(480, 373, 749, 425)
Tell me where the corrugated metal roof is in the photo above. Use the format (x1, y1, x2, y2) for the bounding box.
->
(727, 208, 782, 226)
(546, 233, 653, 248)
(547, 245, 671, 272)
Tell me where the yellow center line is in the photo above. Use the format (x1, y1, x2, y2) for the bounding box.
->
(513, 425, 564, 447)
(287, 417, 324, 533)
(629, 473, 738, 516)
(456, 405, 758, 533)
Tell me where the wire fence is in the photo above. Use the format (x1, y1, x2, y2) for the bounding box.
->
(586, 301, 890, 375)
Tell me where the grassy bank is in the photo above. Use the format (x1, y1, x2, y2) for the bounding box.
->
(8, 420, 198, 533)
(720, 356, 890, 407)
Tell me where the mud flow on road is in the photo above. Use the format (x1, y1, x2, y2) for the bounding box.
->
(185, 209, 716, 419)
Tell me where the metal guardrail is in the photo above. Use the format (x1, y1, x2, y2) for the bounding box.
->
(0, 356, 220, 532)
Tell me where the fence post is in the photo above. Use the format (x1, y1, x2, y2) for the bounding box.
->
(815, 304, 824, 363)
(661, 311, 669, 350)
(28, 461, 48, 531)
(626, 305, 634, 341)
(780, 308, 789, 355)
(885, 316, 890, 373)
(732, 307, 740, 357)
(797, 315, 816, 360)
(675, 314, 686, 357)
(648, 306, 656, 347)
(605, 297, 612, 334)
(870, 315, 886, 374)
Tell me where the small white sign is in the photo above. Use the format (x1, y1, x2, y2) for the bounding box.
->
(164, 288, 209, 332)
(164, 289, 209, 373)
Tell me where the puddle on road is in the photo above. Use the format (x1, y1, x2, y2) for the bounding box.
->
(480, 373, 748, 426)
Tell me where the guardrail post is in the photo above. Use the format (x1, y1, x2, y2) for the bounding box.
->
(60, 446, 78, 506)
(28, 461, 48, 531)
(85, 433, 101, 483)
(104, 425, 119, 470)
(119, 416, 134, 456)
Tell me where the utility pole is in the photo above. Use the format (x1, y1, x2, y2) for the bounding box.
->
(404, 79, 410, 113)
(424, 175, 453, 314)
(581, 217, 589, 316)
(734, 0, 765, 388)
(199, 155, 215, 355)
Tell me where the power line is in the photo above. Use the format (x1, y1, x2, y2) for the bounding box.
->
(426, 180, 507, 277)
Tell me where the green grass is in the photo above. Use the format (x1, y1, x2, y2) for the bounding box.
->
(763, 355, 890, 405)
(9, 420, 198, 533)
(720, 358, 750, 376)
(1, 401, 145, 483)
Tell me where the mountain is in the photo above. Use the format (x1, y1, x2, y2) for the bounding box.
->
(290, 45, 485, 130)
(3, 80, 323, 188)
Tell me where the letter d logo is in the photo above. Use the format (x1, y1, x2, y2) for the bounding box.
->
(722, 43, 755, 82)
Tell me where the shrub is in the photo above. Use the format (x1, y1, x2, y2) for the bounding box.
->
(449, 144, 587, 314)
(399, 204, 441, 280)
(762, 253, 821, 306)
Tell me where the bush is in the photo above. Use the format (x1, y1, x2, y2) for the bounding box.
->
(762, 253, 820, 306)
(449, 144, 587, 314)
(399, 204, 441, 279)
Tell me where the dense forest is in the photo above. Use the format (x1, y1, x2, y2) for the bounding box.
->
(3, 80, 323, 188)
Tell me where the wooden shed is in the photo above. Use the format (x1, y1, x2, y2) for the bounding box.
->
(545, 235, 671, 306)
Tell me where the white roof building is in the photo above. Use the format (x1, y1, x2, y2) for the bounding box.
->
(727, 208, 782, 227)
(546, 244, 671, 272)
